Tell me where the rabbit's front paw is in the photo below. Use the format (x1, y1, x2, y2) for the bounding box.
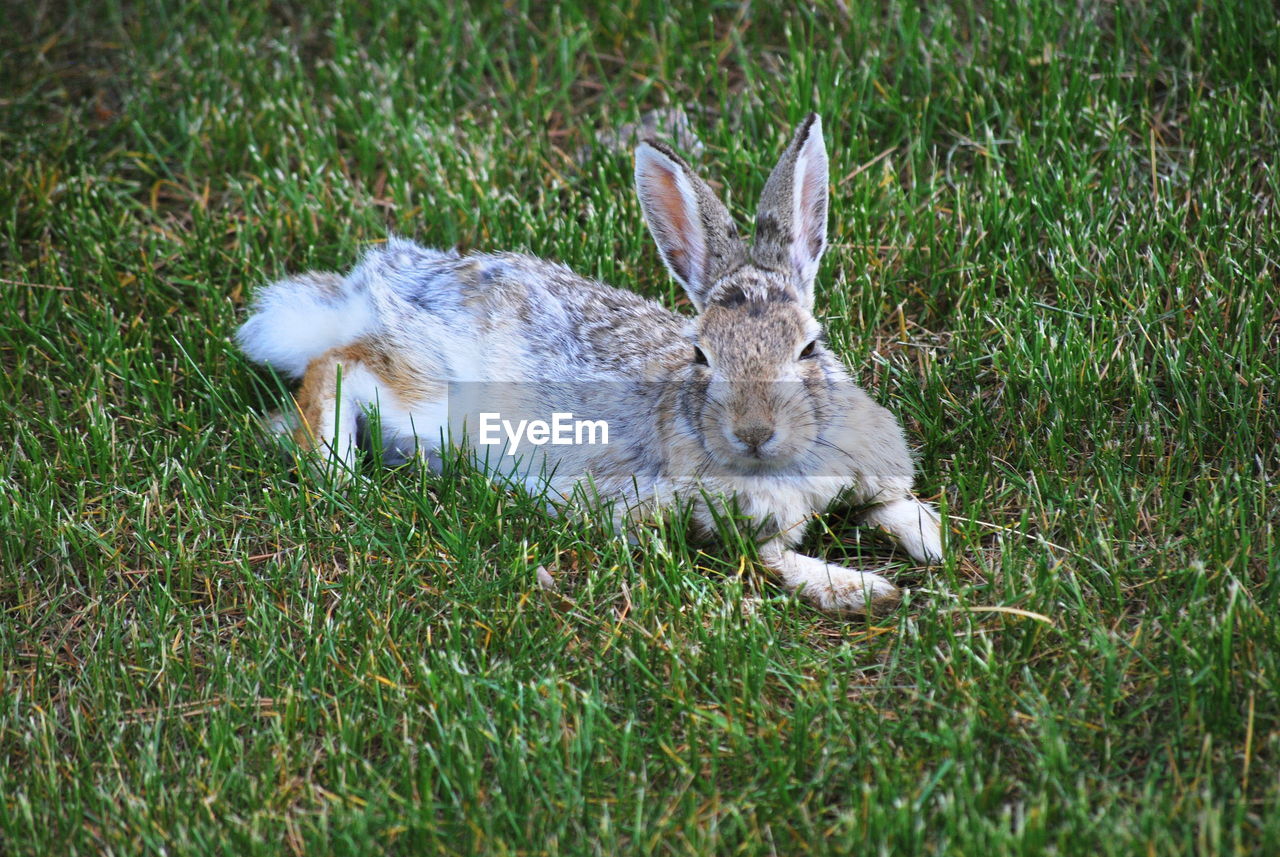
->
(866, 498, 943, 565)
(762, 546, 901, 615)
(807, 563, 902, 615)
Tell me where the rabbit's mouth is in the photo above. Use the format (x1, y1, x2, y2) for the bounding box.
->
(721, 438, 799, 472)
(726, 453, 802, 478)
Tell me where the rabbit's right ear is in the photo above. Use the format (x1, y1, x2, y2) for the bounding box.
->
(635, 141, 745, 311)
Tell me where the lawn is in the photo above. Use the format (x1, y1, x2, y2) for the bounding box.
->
(2, 1, 1277, 854)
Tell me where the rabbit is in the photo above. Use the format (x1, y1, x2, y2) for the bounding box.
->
(237, 113, 943, 614)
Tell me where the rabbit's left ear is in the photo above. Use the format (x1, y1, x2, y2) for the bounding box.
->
(752, 114, 829, 309)
(635, 140, 745, 311)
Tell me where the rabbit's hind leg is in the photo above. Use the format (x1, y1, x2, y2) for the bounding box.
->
(296, 342, 451, 473)
(289, 347, 382, 477)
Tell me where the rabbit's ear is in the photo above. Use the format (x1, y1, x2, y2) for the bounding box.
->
(635, 141, 744, 311)
(752, 114, 829, 308)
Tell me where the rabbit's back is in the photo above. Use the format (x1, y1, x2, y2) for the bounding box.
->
(359, 238, 688, 382)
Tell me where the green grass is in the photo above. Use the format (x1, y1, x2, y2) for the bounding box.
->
(3, 0, 1278, 853)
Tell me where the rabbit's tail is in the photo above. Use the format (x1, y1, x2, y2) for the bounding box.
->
(236, 270, 374, 379)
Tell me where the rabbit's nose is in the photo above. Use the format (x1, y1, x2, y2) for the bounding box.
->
(734, 424, 775, 451)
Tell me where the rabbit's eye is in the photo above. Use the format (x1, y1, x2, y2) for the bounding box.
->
(799, 341, 818, 360)
(692, 346, 709, 366)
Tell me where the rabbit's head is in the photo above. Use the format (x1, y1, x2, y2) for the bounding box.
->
(636, 114, 842, 472)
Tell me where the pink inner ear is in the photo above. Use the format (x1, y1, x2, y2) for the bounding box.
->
(649, 164, 696, 280)
(654, 167, 692, 237)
